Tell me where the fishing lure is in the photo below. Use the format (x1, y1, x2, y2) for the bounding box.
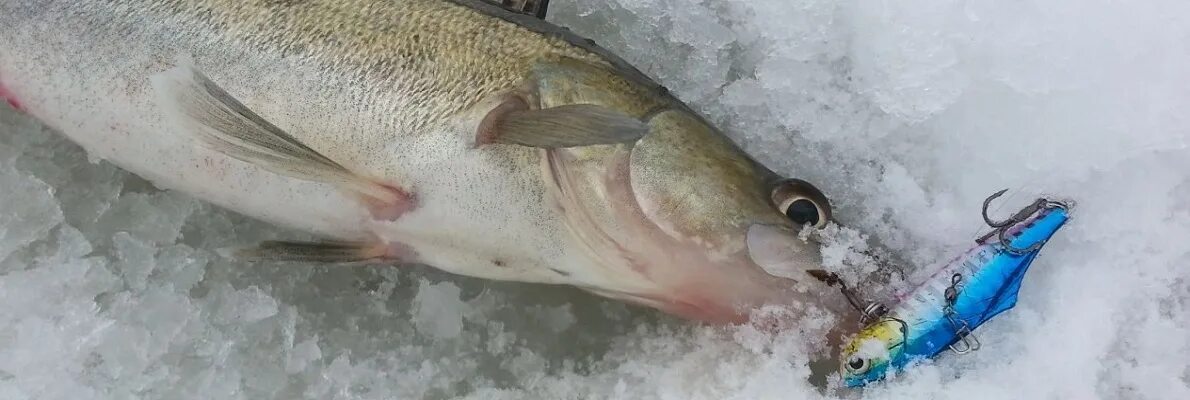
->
(813, 190, 1072, 387)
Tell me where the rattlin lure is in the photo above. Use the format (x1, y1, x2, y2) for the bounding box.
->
(813, 190, 1072, 387)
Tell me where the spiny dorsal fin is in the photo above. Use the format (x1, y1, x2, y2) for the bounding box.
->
(151, 65, 391, 201)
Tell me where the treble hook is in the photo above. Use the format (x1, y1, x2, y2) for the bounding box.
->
(981, 189, 1014, 227)
(979, 189, 1061, 255)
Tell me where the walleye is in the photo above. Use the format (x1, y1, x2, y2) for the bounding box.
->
(830, 191, 1072, 387)
(0, 0, 852, 324)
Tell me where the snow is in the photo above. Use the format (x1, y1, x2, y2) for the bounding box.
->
(2, 0, 1189, 398)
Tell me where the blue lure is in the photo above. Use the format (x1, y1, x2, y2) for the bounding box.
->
(826, 191, 1072, 387)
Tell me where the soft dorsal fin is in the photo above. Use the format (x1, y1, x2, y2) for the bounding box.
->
(493, 0, 550, 19)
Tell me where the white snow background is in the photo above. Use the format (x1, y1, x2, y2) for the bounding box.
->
(1, 0, 1188, 399)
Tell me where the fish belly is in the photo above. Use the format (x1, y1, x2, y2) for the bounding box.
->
(0, 0, 587, 284)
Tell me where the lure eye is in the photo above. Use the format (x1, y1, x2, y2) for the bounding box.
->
(846, 357, 870, 374)
(771, 179, 831, 228)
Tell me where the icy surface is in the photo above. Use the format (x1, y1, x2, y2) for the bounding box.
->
(2, 0, 1189, 398)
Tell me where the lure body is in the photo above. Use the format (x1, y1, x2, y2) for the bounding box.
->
(839, 201, 1071, 387)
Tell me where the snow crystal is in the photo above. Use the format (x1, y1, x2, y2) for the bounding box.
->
(2, 0, 1189, 399)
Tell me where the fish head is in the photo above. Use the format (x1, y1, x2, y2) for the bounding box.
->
(630, 107, 837, 278)
(546, 106, 842, 322)
(838, 317, 908, 386)
(532, 57, 848, 323)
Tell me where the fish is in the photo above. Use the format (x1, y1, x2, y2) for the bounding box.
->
(835, 191, 1072, 387)
(0, 0, 862, 325)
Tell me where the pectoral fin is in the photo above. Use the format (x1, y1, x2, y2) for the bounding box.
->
(152, 65, 415, 220)
(477, 97, 647, 148)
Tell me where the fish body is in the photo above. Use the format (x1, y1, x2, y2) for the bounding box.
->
(839, 201, 1071, 387)
(0, 0, 845, 323)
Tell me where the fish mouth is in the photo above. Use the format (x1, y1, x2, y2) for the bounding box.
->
(745, 223, 825, 281)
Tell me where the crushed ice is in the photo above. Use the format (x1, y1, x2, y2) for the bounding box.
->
(2, 0, 1189, 398)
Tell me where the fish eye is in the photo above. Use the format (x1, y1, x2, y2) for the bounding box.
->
(784, 198, 820, 225)
(845, 356, 870, 374)
(771, 179, 831, 228)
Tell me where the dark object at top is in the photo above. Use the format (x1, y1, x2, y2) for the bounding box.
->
(494, 0, 550, 19)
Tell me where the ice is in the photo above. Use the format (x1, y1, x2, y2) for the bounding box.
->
(112, 232, 155, 291)
(0, 110, 62, 263)
(2, 0, 1189, 398)
(412, 281, 465, 338)
(286, 338, 323, 374)
(0, 168, 61, 263)
(212, 284, 279, 324)
(93, 191, 197, 246)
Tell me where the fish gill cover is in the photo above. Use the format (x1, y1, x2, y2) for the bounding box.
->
(0, 0, 1187, 399)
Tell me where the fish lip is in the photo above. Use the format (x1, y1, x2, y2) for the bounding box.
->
(745, 223, 824, 281)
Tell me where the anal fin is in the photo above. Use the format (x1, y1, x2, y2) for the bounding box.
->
(230, 240, 412, 263)
(151, 65, 415, 220)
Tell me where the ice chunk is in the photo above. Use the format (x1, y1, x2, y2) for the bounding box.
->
(286, 338, 323, 374)
(0, 168, 62, 262)
(152, 244, 208, 293)
(112, 232, 155, 291)
(411, 280, 465, 339)
(213, 284, 280, 324)
(537, 304, 576, 334)
(93, 191, 197, 245)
